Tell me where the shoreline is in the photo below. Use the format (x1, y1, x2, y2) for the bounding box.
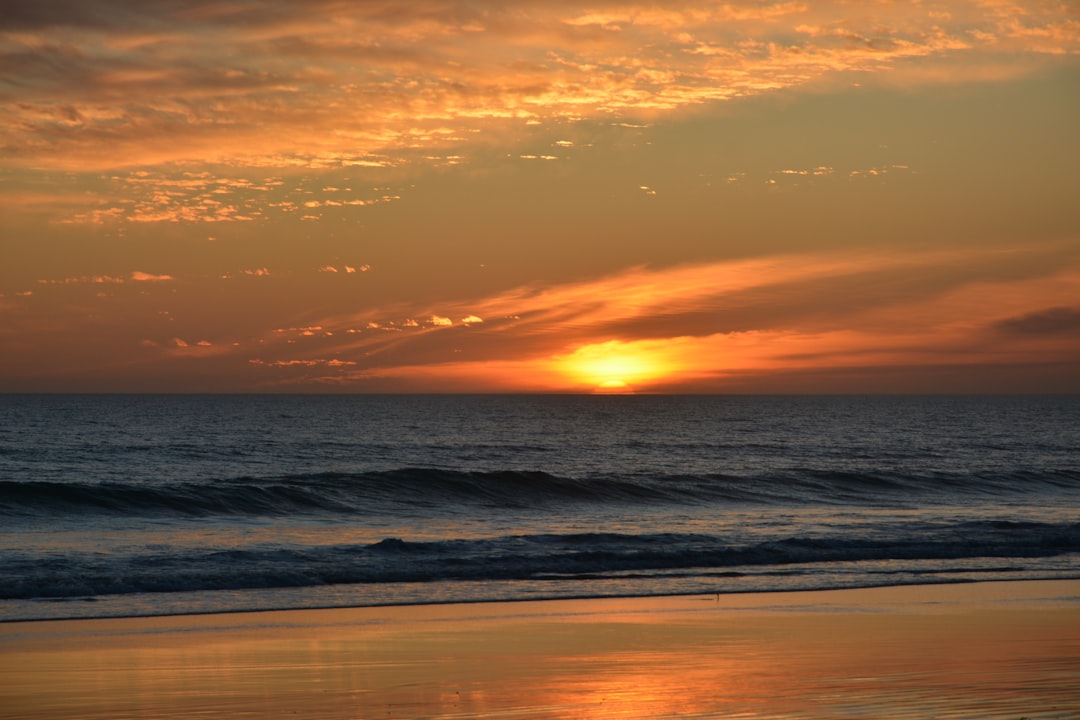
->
(4, 573, 1078, 626)
(3, 579, 1078, 719)
(5, 573, 1079, 626)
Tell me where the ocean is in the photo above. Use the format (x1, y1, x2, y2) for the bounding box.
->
(1, 394, 1077, 622)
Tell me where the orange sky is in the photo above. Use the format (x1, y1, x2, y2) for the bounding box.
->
(2, 0, 1078, 393)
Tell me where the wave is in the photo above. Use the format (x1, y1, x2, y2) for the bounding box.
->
(4, 520, 1077, 601)
(2, 467, 1079, 518)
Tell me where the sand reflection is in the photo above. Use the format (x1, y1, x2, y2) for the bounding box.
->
(2, 582, 1078, 719)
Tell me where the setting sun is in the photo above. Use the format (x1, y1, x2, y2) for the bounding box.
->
(555, 341, 677, 392)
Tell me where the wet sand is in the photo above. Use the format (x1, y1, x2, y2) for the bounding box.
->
(2, 580, 1078, 719)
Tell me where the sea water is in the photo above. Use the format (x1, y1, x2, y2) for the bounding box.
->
(1, 394, 1077, 621)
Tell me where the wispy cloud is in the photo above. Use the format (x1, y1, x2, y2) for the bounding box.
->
(37, 275, 126, 285)
(36, 270, 173, 284)
(237, 241, 1080, 390)
(45, 169, 400, 225)
(3, 1, 1075, 172)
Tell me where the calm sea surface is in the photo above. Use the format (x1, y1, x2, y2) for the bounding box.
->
(1, 394, 1077, 621)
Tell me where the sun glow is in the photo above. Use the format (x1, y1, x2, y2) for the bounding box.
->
(556, 340, 677, 392)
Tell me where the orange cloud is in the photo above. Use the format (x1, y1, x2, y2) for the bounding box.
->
(41, 169, 400, 225)
(2, 1, 1075, 172)
(246, 241, 1079, 392)
(130, 271, 174, 282)
(38, 275, 125, 285)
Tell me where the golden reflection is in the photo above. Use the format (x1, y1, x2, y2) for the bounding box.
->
(1, 583, 1078, 719)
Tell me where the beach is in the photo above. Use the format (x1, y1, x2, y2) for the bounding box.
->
(2, 580, 1077, 719)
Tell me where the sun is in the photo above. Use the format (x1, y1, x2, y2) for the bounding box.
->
(555, 340, 674, 392)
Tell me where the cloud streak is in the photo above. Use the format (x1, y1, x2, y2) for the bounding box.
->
(237, 241, 1080, 391)
(994, 306, 1080, 336)
(3, 0, 1075, 171)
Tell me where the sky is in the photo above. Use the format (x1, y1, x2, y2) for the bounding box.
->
(1, 0, 1078, 393)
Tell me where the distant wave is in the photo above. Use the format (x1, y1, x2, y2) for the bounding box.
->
(2, 468, 1079, 518)
(3, 521, 1078, 601)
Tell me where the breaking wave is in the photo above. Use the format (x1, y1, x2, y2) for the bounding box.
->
(2, 468, 1078, 519)
(4, 521, 1078, 600)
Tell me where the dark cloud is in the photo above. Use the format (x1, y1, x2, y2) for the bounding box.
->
(0, 0, 174, 30)
(993, 306, 1080, 335)
(0, 0, 292, 31)
(650, 360, 1080, 395)
(0, 0, 497, 32)
(0, 44, 97, 94)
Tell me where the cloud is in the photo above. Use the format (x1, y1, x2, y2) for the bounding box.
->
(130, 271, 173, 281)
(16, 237, 1075, 392)
(993, 306, 1080, 335)
(250, 358, 357, 368)
(38, 275, 125, 285)
(2, 1, 1075, 172)
(246, 241, 1078, 390)
(44, 169, 403, 225)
